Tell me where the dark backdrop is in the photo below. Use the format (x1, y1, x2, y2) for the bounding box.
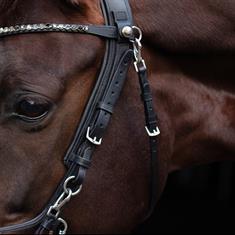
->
(135, 162, 235, 234)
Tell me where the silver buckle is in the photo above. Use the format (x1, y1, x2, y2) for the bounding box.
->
(86, 127, 102, 145)
(145, 126, 160, 137)
(134, 59, 146, 72)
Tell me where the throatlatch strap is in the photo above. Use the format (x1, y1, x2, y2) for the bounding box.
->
(136, 63, 160, 219)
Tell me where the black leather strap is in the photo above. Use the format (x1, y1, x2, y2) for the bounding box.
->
(89, 50, 133, 141)
(62, 1, 134, 207)
(87, 25, 118, 38)
(35, 218, 59, 235)
(63, 0, 133, 166)
(136, 62, 160, 219)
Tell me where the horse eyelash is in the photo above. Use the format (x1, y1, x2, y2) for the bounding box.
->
(11, 111, 49, 122)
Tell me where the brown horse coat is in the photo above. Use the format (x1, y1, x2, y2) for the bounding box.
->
(0, 0, 234, 233)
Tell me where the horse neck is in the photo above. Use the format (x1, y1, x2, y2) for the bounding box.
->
(142, 47, 235, 172)
(129, 0, 235, 171)
(130, 0, 235, 53)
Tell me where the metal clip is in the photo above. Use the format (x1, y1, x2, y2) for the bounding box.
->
(47, 190, 72, 218)
(131, 26, 147, 73)
(145, 126, 161, 137)
(46, 177, 83, 235)
(134, 60, 147, 73)
(47, 176, 83, 219)
(86, 127, 102, 145)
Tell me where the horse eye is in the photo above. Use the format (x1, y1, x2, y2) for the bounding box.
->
(14, 98, 52, 121)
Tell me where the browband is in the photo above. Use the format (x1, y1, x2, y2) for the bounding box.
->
(0, 23, 118, 39)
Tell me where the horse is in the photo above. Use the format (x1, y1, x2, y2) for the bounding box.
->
(0, 0, 234, 234)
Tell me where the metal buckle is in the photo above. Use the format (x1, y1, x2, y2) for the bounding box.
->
(86, 127, 102, 145)
(145, 126, 160, 137)
(134, 59, 146, 72)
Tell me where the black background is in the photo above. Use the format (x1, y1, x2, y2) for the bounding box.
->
(135, 162, 235, 234)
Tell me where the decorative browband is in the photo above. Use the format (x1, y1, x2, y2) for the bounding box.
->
(0, 23, 118, 39)
(0, 23, 88, 36)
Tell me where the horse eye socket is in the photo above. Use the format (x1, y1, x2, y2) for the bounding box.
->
(15, 98, 52, 120)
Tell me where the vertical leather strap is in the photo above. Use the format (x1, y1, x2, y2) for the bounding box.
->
(64, 0, 134, 191)
(64, 0, 133, 166)
(137, 63, 160, 219)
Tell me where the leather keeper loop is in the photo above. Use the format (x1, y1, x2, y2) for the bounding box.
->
(97, 102, 114, 114)
(141, 93, 153, 102)
(75, 156, 92, 169)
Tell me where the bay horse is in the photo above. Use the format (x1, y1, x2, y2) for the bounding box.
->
(0, 0, 234, 234)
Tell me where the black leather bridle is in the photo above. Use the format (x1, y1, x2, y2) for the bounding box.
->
(0, 0, 160, 234)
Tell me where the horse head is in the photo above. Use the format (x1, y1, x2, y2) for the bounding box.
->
(0, 0, 167, 233)
(1, 0, 234, 234)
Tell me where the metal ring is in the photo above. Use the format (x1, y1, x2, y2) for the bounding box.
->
(63, 176, 83, 196)
(132, 26, 142, 41)
(58, 218, 68, 235)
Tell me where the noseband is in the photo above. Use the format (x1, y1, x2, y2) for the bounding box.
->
(0, 0, 160, 234)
